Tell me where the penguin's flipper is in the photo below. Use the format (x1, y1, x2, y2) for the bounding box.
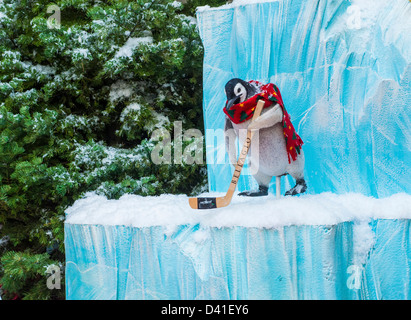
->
(285, 179, 307, 196)
(247, 104, 283, 130)
(238, 185, 268, 197)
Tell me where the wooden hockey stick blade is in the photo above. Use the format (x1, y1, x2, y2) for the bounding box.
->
(188, 195, 231, 210)
(188, 99, 265, 210)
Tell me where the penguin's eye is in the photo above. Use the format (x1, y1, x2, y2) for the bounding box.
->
(234, 83, 245, 96)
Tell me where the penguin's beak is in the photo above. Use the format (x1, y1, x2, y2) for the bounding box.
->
(225, 96, 241, 111)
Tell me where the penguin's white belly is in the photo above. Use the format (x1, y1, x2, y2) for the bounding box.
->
(233, 122, 297, 177)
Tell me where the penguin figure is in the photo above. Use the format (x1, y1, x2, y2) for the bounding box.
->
(224, 78, 307, 197)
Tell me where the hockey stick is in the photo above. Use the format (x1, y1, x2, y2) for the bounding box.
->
(188, 99, 265, 209)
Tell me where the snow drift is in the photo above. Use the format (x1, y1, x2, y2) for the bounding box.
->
(65, 192, 411, 229)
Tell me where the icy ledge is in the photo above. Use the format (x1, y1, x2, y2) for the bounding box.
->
(65, 192, 411, 228)
(65, 192, 411, 299)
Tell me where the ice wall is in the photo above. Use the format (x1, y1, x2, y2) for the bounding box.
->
(65, 193, 411, 300)
(196, 0, 411, 197)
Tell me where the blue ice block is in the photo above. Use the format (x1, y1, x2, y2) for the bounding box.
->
(196, 0, 411, 197)
(64, 192, 411, 299)
(65, 218, 411, 300)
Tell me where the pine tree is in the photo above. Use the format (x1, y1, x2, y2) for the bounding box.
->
(0, 0, 226, 299)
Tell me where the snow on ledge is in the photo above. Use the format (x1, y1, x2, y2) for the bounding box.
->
(196, 0, 278, 12)
(65, 192, 411, 229)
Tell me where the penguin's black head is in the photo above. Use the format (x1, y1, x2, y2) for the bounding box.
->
(224, 78, 258, 111)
